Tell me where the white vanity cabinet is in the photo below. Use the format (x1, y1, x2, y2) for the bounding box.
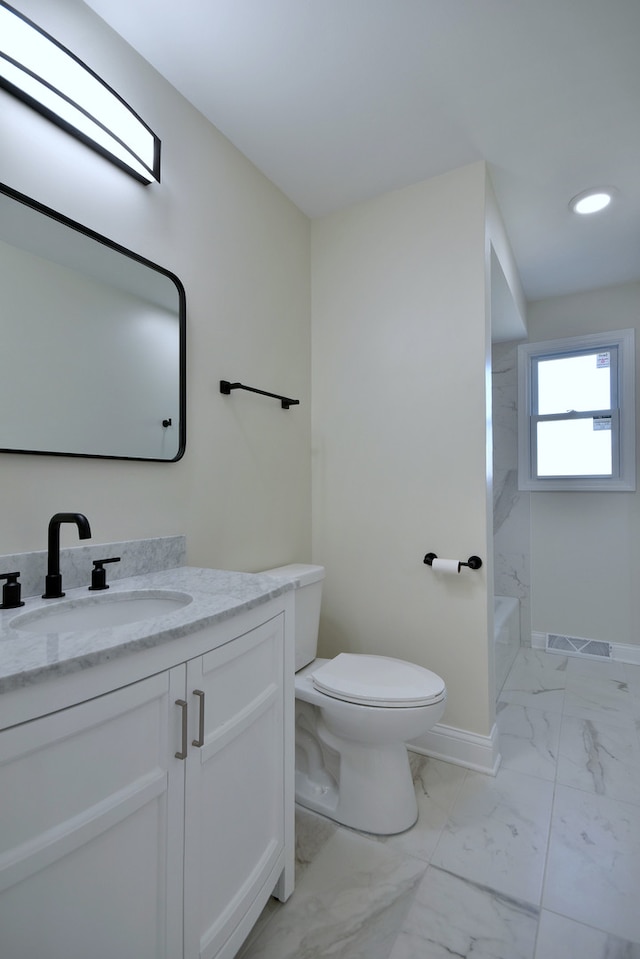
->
(183, 615, 287, 959)
(0, 667, 182, 959)
(0, 611, 291, 959)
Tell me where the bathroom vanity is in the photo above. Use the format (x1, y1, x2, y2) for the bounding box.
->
(0, 563, 295, 959)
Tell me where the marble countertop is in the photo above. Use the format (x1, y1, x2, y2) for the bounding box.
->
(0, 566, 292, 694)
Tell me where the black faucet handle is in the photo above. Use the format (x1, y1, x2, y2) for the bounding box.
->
(88, 557, 121, 591)
(1, 571, 25, 610)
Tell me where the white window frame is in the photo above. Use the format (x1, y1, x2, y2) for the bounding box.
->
(517, 329, 636, 491)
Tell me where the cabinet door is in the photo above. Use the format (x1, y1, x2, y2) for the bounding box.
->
(0, 669, 185, 959)
(183, 615, 285, 959)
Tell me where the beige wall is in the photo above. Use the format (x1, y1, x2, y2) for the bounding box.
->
(528, 282, 640, 648)
(311, 163, 494, 736)
(0, 0, 311, 571)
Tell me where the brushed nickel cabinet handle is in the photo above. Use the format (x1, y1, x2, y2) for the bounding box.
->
(175, 699, 188, 759)
(192, 689, 205, 747)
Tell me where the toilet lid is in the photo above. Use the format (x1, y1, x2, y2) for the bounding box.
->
(311, 653, 446, 708)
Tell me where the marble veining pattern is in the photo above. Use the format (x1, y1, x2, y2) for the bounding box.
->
(0, 562, 292, 693)
(535, 911, 640, 959)
(429, 766, 554, 906)
(499, 647, 568, 712)
(563, 658, 637, 726)
(497, 702, 561, 781)
(493, 468, 520, 534)
(543, 784, 640, 943)
(238, 827, 426, 959)
(0, 535, 186, 600)
(240, 649, 640, 958)
(388, 866, 539, 959)
(492, 341, 532, 648)
(557, 714, 640, 803)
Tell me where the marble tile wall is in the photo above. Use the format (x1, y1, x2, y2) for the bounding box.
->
(492, 341, 531, 645)
(0, 535, 186, 599)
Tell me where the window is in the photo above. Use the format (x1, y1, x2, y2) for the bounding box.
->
(517, 329, 635, 491)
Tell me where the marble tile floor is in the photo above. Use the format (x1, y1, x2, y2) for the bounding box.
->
(238, 649, 640, 959)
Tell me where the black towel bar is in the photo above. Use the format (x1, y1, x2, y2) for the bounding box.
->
(220, 380, 300, 410)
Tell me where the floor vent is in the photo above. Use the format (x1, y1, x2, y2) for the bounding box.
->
(546, 634, 611, 659)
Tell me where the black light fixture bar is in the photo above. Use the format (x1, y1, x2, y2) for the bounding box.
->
(0, 2, 160, 184)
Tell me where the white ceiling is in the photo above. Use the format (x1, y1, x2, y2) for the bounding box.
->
(83, 0, 640, 302)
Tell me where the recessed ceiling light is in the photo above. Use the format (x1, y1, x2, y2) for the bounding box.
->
(569, 188, 615, 215)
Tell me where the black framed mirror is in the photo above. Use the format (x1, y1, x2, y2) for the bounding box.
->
(0, 182, 186, 461)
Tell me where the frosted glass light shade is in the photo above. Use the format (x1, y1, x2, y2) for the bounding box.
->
(569, 189, 613, 215)
(0, 2, 160, 183)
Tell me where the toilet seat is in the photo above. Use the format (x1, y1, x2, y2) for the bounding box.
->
(311, 653, 446, 708)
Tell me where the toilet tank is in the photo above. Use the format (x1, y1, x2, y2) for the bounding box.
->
(262, 564, 325, 671)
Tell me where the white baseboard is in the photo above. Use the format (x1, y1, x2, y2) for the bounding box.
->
(531, 631, 640, 665)
(408, 721, 501, 776)
(610, 643, 640, 666)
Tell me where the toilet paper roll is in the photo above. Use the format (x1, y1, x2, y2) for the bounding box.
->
(431, 558, 461, 575)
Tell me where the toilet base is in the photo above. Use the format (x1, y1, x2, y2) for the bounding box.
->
(295, 718, 418, 835)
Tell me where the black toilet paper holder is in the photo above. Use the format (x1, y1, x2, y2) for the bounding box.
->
(423, 553, 483, 570)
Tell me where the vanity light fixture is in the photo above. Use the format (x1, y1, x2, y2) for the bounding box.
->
(569, 187, 615, 215)
(0, 1, 160, 183)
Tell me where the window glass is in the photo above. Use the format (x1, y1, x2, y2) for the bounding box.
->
(536, 417, 613, 477)
(536, 351, 612, 414)
(517, 329, 635, 492)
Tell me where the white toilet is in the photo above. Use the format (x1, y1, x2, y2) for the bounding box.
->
(263, 564, 447, 835)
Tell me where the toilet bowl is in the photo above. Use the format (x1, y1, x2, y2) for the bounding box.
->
(263, 564, 447, 835)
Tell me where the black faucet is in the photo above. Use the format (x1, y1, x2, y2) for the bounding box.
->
(42, 512, 92, 599)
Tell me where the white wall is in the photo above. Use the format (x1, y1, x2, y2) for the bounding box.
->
(1, 2, 513, 748)
(0, 0, 311, 570)
(485, 178, 527, 346)
(527, 282, 640, 648)
(311, 163, 494, 736)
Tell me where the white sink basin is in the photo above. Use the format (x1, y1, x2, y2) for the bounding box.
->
(11, 590, 192, 634)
